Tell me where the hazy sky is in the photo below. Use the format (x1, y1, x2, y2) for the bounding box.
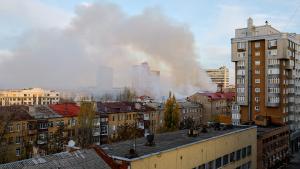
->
(1, 0, 300, 89)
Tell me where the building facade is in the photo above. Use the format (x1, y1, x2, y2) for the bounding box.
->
(257, 126, 289, 169)
(206, 66, 230, 88)
(96, 102, 160, 143)
(232, 18, 300, 128)
(101, 125, 257, 169)
(188, 92, 235, 124)
(0, 88, 60, 106)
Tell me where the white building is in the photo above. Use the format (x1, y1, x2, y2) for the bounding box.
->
(206, 66, 230, 88)
(0, 88, 60, 106)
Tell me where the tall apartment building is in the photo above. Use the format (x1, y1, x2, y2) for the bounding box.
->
(232, 18, 300, 129)
(0, 88, 60, 106)
(206, 66, 230, 88)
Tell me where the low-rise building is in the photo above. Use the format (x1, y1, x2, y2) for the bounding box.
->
(96, 102, 160, 143)
(101, 125, 257, 169)
(257, 126, 289, 169)
(177, 101, 204, 127)
(0, 88, 60, 106)
(188, 92, 235, 124)
(0, 106, 36, 163)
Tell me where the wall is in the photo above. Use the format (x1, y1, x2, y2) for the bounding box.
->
(130, 127, 257, 169)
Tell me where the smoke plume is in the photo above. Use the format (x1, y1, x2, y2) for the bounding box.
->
(0, 2, 213, 97)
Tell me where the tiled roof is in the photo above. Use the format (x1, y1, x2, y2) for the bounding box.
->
(0, 106, 33, 121)
(0, 149, 111, 169)
(196, 92, 235, 101)
(49, 103, 80, 117)
(96, 102, 156, 113)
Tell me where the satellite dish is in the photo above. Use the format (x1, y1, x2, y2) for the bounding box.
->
(68, 140, 75, 147)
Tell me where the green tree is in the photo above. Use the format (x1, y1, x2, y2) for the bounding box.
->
(163, 92, 180, 130)
(77, 102, 95, 148)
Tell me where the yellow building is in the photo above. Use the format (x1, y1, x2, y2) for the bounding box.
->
(101, 125, 257, 169)
(96, 102, 160, 143)
(0, 106, 36, 163)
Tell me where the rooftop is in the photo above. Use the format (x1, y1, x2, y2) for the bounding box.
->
(0, 149, 111, 169)
(28, 105, 62, 119)
(96, 102, 156, 113)
(101, 125, 255, 161)
(191, 92, 235, 101)
(257, 125, 289, 137)
(49, 103, 80, 117)
(0, 106, 33, 121)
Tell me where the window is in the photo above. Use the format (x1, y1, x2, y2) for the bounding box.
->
(236, 149, 241, 160)
(268, 50, 277, 56)
(268, 40, 277, 48)
(255, 61, 260, 66)
(39, 123, 48, 129)
(230, 152, 235, 162)
(207, 161, 214, 169)
(223, 154, 229, 166)
(255, 106, 260, 111)
(8, 125, 13, 132)
(16, 124, 20, 131)
(255, 69, 260, 74)
(242, 147, 247, 158)
(255, 42, 260, 48)
(238, 42, 246, 50)
(255, 51, 260, 56)
(16, 148, 20, 156)
(237, 52, 246, 58)
(216, 157, 222, 168)
(247, 145, 252, 156)
(255, 79, 260, 84)
(255, 88, 260, 93)
(15, 136, 21, 144)
(255, 97, 260, 103)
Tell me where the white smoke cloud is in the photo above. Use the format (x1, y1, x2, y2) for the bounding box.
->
(0, 2, 213, 97)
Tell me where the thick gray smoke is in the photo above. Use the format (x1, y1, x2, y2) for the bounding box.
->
(0, 2, 214, 97)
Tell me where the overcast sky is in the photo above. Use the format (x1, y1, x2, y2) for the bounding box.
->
(1, 0, 300, 89)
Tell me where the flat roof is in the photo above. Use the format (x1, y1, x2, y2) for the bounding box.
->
(101, 125, 255, 161)
(257, 125, 289, 136)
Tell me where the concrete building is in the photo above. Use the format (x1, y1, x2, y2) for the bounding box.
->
(0, 88, 60, 106)
(206, 66, 230, 88)
(96, 102, 160, 143)
(257, 126, 289, 169)
(177, 101, 204, 127)
(188, 92, 235, 124)
(231, 18, 300, 128)
(100, 125, 257, 169)
(0, 106, 36, 163)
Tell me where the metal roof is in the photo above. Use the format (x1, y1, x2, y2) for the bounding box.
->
(0, 149, 111, 169)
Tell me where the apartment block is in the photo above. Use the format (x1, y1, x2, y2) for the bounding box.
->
(0, 88, 60, 106)
(188, 92, 235, 124)
(232, 18, 300, 129)
(96, 102, 160, 143)
(206, 66, 230, 88)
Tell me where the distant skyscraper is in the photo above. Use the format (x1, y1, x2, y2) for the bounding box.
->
(232, 18, 300, 129)
(131, 62, 160, 97)
(206, 66, 229, 88)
